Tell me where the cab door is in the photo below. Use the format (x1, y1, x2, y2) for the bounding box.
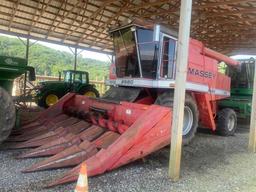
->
(72, 72, 83, 92)
(159, 34, 177, 79)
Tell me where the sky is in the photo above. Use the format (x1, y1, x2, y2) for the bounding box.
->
(231, 55, 256, 60)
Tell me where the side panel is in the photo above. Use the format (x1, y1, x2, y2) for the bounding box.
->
(194, 93, 216, 130)
(187, 39, 230, 97)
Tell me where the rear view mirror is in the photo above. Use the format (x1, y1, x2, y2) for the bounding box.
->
(58, 71, 61, 81)
(28, 67, 36, 81)
(153, 25, 160, 42)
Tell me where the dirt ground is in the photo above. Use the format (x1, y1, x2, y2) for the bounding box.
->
(1, 119, 256, 192)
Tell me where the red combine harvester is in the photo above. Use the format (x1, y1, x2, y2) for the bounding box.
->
(9, 19, 238, 187)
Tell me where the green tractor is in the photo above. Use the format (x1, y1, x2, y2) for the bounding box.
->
(218, 58, 255, 120)
(0, 55, 35, 143)
(35, 70, 100, 108)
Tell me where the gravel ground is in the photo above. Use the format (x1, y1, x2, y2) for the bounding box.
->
(1, 124, 256, 192)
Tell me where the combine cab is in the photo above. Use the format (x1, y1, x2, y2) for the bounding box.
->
(218, 58, 255, 120)
(10, 19, 239, 187)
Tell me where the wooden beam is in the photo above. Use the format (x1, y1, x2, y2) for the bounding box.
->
(122, 0, 171, 12)
(28, 0, 40, 34)
(8, 0, 20, 30)
(200, 8, 256, 18)
(0, 3, 111, 41)
(194, 0, 255, 9)
(0, 11, 113, 47)
(28, 0, 119, 21)
(249, 57, 256, 152)
(52, 1, 80, 34)
(75, 0, 116, 43)
(134, 0, 256, 19)
(13, 0, 118, 35)
(28, 0, 52, 35)
(86, 1, 132, 47)
(169, 0, 193, 181)
(62, 1, 89, 42)
(45, 0, 66, 38)
(85, 0, 179, 47)
(140, 3, 256, 20)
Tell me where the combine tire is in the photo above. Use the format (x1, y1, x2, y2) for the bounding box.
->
(38, 91, 60, 108)
(217, 108, 237, 136)
(0, 87, 16, 143)
(79, 87, 99, 98)
(155, 91, 199, 145)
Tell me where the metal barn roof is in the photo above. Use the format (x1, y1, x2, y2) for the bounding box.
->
(0, 0, 255, 55)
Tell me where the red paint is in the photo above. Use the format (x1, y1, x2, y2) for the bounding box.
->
(19, 36, 239, 187)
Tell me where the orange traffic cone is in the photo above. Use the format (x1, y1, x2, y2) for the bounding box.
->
(74, 162, 88, 192)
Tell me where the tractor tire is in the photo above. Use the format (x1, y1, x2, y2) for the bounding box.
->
(38, 91, 60, 108)
(217, 108, 237, 136)
(0, 87, 16, 143)
(155, 91, 199, 145)
(79, 86, 100, 98)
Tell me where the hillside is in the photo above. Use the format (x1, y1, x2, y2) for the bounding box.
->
(0, 36, 110, 79)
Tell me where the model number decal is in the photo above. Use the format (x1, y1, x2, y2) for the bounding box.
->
(121, 79, 134, 85)
(188, 68, 215, 79)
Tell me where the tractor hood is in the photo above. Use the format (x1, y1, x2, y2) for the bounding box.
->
(40, 81, 62, 85)
(37, 81, 66, 91)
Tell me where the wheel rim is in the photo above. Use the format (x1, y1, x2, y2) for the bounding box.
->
(227, 115, 235, 131)
(84, 91, 96, 97)
(183, 106, 194, 136)
(45, 94, 59, 106)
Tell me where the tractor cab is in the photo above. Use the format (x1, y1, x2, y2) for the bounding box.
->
(63, 70, 89, 85)
(108, 19, 177, 85)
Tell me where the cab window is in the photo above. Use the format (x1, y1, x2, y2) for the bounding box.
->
(73, 73, 82, 83)
(81, 73, 88, 84)
(160, 36, 176, 79)
(64, 71, 72, 82)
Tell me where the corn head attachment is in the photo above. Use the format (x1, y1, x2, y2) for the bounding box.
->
(14, 93, 172, 187)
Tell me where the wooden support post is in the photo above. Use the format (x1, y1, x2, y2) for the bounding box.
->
(74, 47, 78, 71)
(169, 0, 193, 181)
(25, 38, 29, 60)
(248, 59, 256, 152)
(23, 38, 30, 95)
(103, 76, 106, 94)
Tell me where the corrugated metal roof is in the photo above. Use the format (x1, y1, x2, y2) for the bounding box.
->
(0, 0, 255, 55)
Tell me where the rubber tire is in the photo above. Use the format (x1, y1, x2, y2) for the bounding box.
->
(37, 91, 60, 108)
(0, 87, 16, 143)
(155, 91, 199, 145)
(79, 86, 100, 97)
(217, 108, 237, 136)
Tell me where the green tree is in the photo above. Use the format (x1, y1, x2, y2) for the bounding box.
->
(0, 36, 110, 80)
